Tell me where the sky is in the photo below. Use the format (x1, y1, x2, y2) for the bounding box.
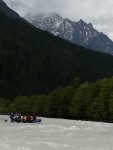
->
(3, 0, 113, 40)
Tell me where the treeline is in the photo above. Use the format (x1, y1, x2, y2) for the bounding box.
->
(1, 77, 113, 122)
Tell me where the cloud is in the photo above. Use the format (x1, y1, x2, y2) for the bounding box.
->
(3, 0, 113, 40)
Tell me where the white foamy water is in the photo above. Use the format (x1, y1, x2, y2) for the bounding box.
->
(0, 115, 113, 150)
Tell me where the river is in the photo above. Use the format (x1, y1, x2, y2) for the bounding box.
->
(0, 115, 113, 150)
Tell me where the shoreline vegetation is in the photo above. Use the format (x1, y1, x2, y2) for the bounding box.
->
(1, 77, 113, 123)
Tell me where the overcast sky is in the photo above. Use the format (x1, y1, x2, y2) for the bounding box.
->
(4, 0, 113, 40)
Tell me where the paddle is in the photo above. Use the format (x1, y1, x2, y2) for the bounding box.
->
(4, 119, 8, 122)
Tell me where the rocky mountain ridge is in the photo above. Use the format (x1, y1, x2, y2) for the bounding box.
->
(25, 12, 113, 55)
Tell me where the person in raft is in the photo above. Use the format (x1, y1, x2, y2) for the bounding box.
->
(26, 114, 31, 123)
(10, 113, 15, 122)
(31, 114, 37, 122)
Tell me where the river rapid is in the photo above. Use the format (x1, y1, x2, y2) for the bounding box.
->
(0, 115, 113, 150)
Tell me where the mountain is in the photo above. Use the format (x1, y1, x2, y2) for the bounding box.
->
(1, 1, 113, 99)
(25, 12, 113, 55)
(0, 0, 20, 19)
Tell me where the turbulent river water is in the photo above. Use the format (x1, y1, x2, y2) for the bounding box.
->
(0, 115, 113, 150)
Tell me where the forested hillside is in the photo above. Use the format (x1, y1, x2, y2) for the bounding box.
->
(1, 77, 113, 122)
(0, 10, 113, 99)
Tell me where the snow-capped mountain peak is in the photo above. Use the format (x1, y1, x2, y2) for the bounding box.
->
(25, 12, 113, 55)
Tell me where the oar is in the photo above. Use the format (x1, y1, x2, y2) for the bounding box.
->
(4, 119, 8, 122)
